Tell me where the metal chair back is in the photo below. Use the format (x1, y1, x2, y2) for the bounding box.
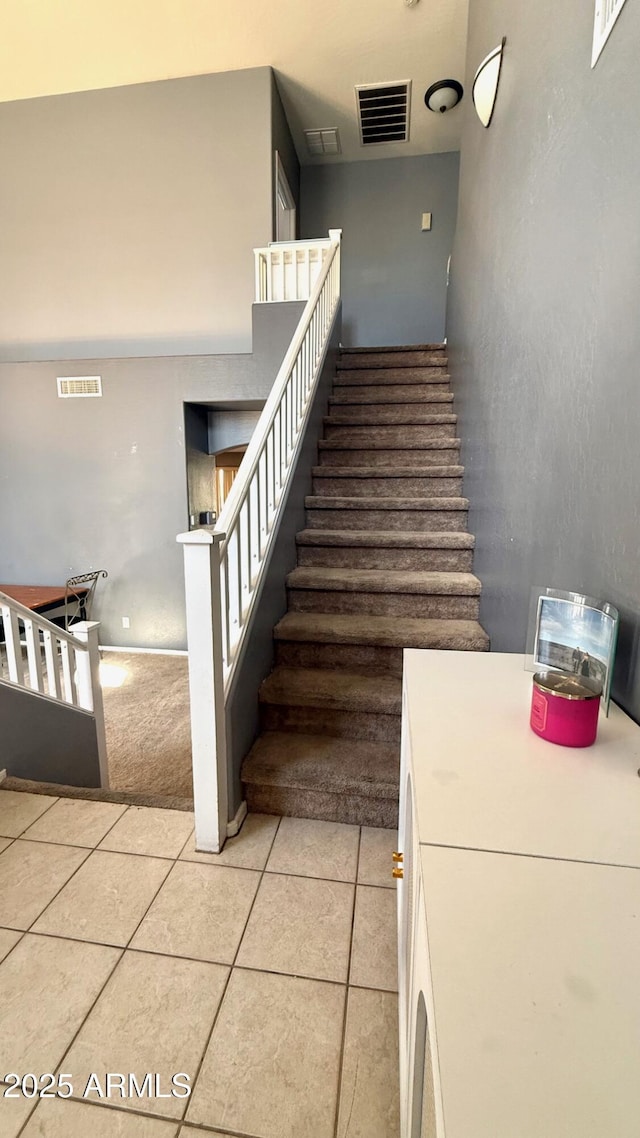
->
(64, 569, 108, 629)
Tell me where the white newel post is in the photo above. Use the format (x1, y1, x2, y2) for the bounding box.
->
(177, 528, 228, 854)
(72, 621, 109, 789)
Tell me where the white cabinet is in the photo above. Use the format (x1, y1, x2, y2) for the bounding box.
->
(398, 650, 640, 1138)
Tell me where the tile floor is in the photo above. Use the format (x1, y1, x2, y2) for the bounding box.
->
(0, 791, 399, 1138)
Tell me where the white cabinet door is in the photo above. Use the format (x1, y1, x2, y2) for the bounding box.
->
(406, 872, 443, 1138)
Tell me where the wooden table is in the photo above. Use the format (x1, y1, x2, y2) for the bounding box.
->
(0, 584, 88, 617)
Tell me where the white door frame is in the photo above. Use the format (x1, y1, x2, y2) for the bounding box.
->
(274, 151, 296, 242)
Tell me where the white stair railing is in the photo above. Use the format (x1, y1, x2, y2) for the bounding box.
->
(178, 229, 342, 853)
(0, 590, 109, 786)
(254, 237, 333, 303)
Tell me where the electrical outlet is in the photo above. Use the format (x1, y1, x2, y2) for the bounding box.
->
(122, 616, 130, 629)
(421, 212, 432, 231)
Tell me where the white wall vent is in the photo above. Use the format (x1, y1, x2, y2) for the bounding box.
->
(592, 0, 628, 66)
(304, 128, 341, 157)
(57, 376, 102, 398)
(356, 81, 411, 146)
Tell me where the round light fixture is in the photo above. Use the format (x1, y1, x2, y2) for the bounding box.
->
(424, 79, 464, 114)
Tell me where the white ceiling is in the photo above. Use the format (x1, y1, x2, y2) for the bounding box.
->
(0, 0, 469, 163)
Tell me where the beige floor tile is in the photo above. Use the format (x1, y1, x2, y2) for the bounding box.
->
(179, 812, 279, 870)
(0, 928, 22, 963)
(336, 987, 400, 1138)
(0, 840, 89, 930)
(23, 798, 128, 848)
(0, 791, 58, 838)
(98, 807, 194, 859)
(350, 886, 398, 992)
(0, 1091, 36, 1138)
(0, 933, 119, 1073)
(179, 1131, 235, 1138)
(358, 826, 397, 888)
(64, 950, 228, 1119)
(266, 816, 360, 882)
(186, 968, 345, 1138)
(0, 837, 12, 854)
(131, 862, 259, 964)
(22, 1098, 179, 1136)
(32, 851, 172, 946)
(236, 872, 354, 983)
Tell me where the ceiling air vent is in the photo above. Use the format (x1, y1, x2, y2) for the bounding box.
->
(57, 376, 102, 398)
(356, 81, 411, 146)
(592, 0, 628, 65)
(304, 128, 341, 157)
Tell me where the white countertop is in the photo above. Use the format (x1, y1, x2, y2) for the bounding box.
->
(405, 649, 640, 867)
(422, 843, 640, 1138)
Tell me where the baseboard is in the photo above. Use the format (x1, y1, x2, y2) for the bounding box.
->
(226, 799, 248, 838)
(99, 645, 188, 656)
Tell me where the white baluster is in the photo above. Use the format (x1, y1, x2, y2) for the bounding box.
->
(59, 639, 77, 704)
(2, 605, 24, 685)
(24, 618, 44, 693)
(42, 629, 62, 700)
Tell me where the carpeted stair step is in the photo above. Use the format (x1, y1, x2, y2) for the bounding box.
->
(286, 566, 481, 619)
(337, 352, 448, 369)
(259, 666, 401, 744)
(322, 420, 457, 444)
(318, 438, 461, 467)
(326, 402, 455, 423)
(274, 612, 489, 675)
(341, 343, 446, 354)
(329, 390, 454, 407)
(241, 731, 400, 828)
(335, 368, 449, 385)
(311, 466, 464, 499)
(305, 495, 468, 532)
(323, 418, 453, 443)
(296, 528, 475, 571)
(325, 408, 457, 427)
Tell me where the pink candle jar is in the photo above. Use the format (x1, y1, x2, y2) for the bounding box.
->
(530, 671, 602, 748)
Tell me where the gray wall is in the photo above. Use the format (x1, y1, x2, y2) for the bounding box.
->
(0, 684, 101, 786)
(0, 303, 304, 650)
(301, 153, 460, 346)
(447, 0, 640, 717)
(208, 409, 263, 456)
(0, 68, 274, 360)
(225, 307, 342, 814)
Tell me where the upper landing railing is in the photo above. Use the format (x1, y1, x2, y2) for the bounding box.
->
(254, 238, 333, 303)
(178, 230, 342, 853)
(0, 590, 108, 785)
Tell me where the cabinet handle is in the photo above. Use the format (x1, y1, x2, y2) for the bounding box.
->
(392, 867, 404, 879)
(392, 851, 404, 863)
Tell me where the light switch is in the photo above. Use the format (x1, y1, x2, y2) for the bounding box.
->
(421, 212, 432, 231)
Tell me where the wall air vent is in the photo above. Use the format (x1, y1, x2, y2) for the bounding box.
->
(592, 0, 628, 65)
(356, 81, 411, 146)
(57, 376, 102, 398)
(304, 128, 341, 157)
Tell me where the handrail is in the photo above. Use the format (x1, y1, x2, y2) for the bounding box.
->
(177, 229, 341, 852)
(216, 229, 341, 689)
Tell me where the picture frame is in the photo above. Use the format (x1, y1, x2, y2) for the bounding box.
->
(526, 588, 619, 714)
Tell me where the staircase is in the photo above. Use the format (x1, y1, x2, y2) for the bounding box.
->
(241, 343, 489, 828)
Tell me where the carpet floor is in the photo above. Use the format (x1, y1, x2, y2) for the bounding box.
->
(101, 651, 193, 799)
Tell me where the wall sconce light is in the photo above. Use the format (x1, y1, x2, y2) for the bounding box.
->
(424, 80, 464, 114)
(472, 37, 506, 127)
